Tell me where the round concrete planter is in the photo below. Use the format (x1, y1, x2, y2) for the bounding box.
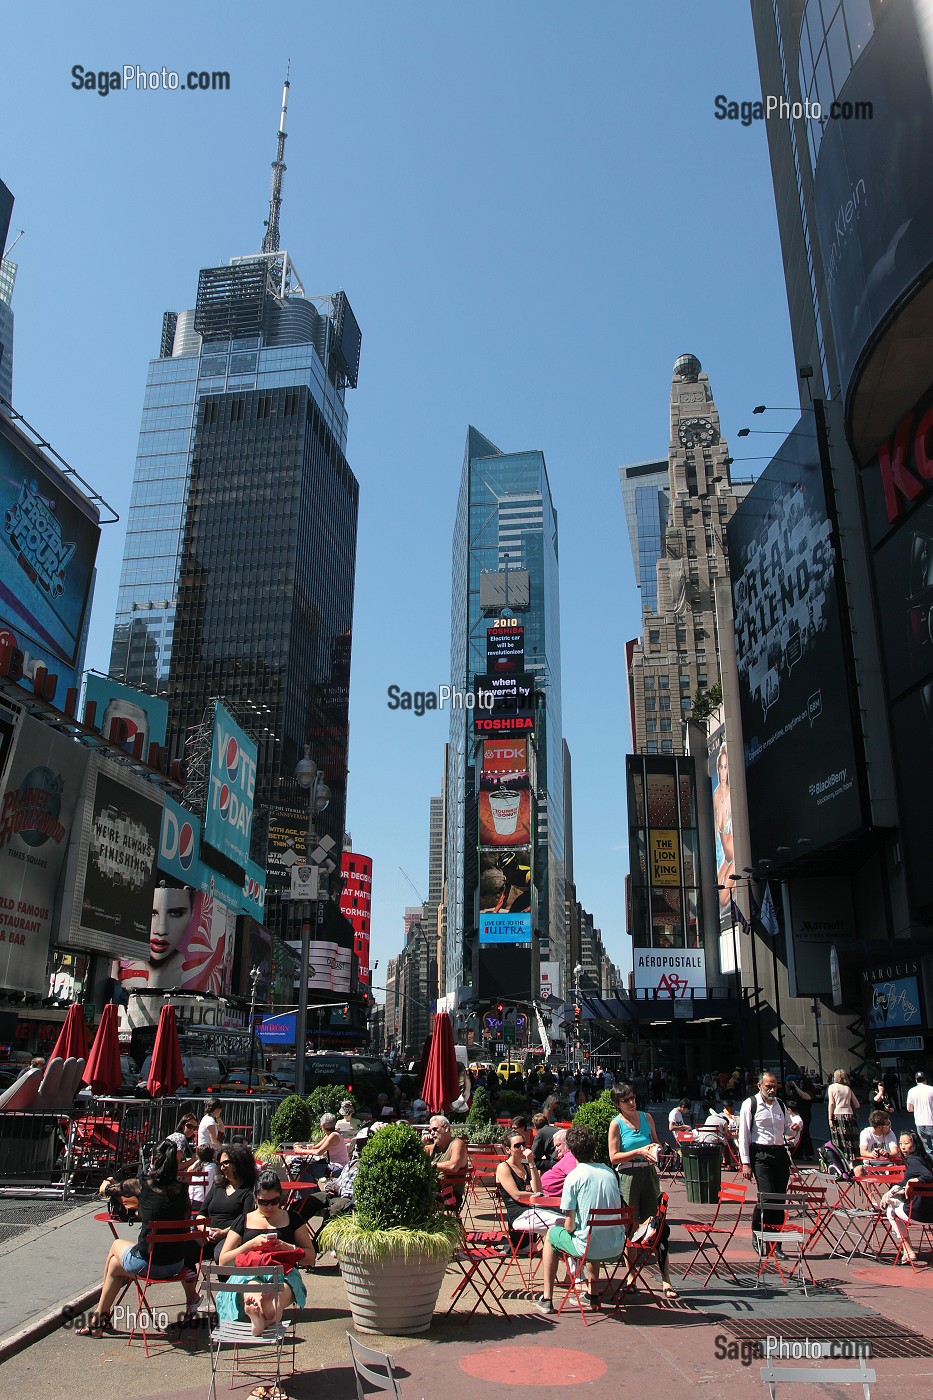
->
(337, 1246, 449, 1334)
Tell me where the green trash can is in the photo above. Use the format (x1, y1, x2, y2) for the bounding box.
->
(681, 1143, 721, 1204)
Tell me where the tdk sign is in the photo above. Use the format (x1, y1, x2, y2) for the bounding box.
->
(205, 702, 258, 867)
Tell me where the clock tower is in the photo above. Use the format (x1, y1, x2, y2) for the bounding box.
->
(624, 354, 752, 756)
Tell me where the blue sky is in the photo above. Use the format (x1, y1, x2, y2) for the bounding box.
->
(1, 1, 799, 991)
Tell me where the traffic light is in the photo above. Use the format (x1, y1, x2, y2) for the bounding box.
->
(574, 1005, 581, 1022)
(496, 1003, 504, 1017)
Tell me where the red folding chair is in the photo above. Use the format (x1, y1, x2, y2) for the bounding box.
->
(117, 1219, 207, 1354)
(554, 1207, 632, 1325)
(679, 1181, 748, 1284)
(608, 1193, 670, 1305)
(893, 1182, 933, 1271)
(445, 1218, 513, 1323)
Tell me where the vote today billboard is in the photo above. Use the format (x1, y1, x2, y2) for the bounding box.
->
(203, 701, 257, 869)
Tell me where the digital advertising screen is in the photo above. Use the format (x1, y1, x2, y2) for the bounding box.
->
(486, 621, 525, 673)
(78, 768, 163, 943)
(158, 794, 201, 884)
(708, 719, 734, 932)
(479, 847, 531, 942)
(473, 672, 537, 736)
(203, 701, 257, 869)
(728, 419, 865, 866)
(478, 737, 532, 847)
(867, 975, 923, 1032)
(265, 807, 308, 891)
(0, 415, 100, 673)
(118, 871, 237, 996)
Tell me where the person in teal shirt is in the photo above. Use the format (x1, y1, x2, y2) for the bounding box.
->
(608, 1081, 678, 1298)
(535, 1124, 625, 1314)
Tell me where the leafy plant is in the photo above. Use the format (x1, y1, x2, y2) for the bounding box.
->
(306, 1085, 355, 1121)
(318, 1121, 460, 1265)
(496, 1089, 530, 1116)
(572, 1090, 617, 1165)
(269, 1094, 313, 1146)
(453, 1122, 506, 1146)
(466, 1086, 492, 1125)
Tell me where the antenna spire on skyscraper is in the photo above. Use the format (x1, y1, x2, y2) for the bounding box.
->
(262, 62, 290, 255)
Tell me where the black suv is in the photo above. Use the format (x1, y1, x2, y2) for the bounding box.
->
(302, 1054, 394, 1108)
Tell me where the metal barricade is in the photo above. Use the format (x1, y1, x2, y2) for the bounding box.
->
(0, 1110, 75, 1198)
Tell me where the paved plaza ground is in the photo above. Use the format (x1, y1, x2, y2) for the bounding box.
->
(1, 1103, 931, 1398)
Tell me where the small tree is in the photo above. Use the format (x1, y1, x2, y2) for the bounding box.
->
(269, 1093, 313, 1146)
(466, 1086, 492, 1125)
(307, 1085, 355, 1121)
(572, 1090, 617, 1166)
(352, 1122, 440, 1231)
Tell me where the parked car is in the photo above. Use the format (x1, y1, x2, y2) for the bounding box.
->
(135, 1053, 226, 1096)
(217, 1071, 285, 1097)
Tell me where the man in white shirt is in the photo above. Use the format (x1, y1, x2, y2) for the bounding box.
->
(854, 1110, 899, 1177)
(906, 1072, 933, 1155)
(738, 1072, 794, 1248)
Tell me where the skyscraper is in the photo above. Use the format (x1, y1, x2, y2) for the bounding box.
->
(109, 76, 362, 882)
(0, 258, 15, 409)
(625, 356, 751, 755)
(446, 427, 563, 1006)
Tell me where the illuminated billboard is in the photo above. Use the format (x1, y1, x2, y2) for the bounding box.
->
(265, 808, 308, 891)
(158, 794, 200, 884)
(84, 673, 167, 753)
(479, 847, 531, 944)
(474, 672, 537, 736)
(0, 714, 87, 991)
(203, 701, 257, 869)
(0, 414, 100, 682)
(478, 737, 532, 848)
(69, 759, 163, 946)
(119, 870, 237, 995)
(486, 621, 524, 673)
(708, 719, 733, 934)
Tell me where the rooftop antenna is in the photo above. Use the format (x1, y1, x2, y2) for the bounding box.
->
(261, 61, 290, 256)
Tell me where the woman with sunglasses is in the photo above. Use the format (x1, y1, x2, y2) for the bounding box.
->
(198, 1143, 257, 1260)
(495, 1132, 543, 1249)
(608, 1082, 677, 1298)
(218, 1170, 316, 1334)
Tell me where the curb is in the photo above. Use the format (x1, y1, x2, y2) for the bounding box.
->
(0, 1285, 98, 1365)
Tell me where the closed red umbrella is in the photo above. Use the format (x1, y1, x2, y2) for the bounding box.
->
(147, 1003, 185, 1099)
(48, 1003, 89, 1065)
(421, 1012, 460, 1115)
(415, 1031, 433, 1097)
(82, 1004, 122, 1096)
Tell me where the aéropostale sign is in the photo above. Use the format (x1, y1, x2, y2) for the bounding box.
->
(0, 716, 87, 991)
(203, 702, 257, 869)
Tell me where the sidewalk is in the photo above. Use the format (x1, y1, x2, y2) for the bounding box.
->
(3, 1160, 933, 1398)
(0, 1198, 101, 1355)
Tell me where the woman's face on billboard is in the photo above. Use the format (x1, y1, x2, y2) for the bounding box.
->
(150, 887, 193, 964)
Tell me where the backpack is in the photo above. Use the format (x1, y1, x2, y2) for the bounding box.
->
(819, 1139, 854, 1181)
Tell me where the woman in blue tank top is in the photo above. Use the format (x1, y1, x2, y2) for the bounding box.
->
(608, 1082, 677, 1297)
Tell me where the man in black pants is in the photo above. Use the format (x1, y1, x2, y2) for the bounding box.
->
(738, 1071, 793, 1251)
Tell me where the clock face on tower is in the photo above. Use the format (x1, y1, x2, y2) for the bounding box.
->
(678, 417, 718, 449)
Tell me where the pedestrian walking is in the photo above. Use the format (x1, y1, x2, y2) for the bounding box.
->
(827, 1069, 861, 1162)
(738, 1071, 794, 1246)
(906, 1072, 933, 1156)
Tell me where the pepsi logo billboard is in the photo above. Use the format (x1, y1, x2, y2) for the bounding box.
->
(204, 702, 257, 869)
(241, 858, 267, 920)
(159, 794, 201, 884)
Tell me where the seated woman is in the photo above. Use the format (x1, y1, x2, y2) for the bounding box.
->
(185, 1145, 218, 1206)
(881, 1131, 933, 1264)
(199, 1143, 258, 1260)
(78, 1141, 195, 1336)
(496, 1131, 543, 1249)
(301, 1114, 350, 1180)
(217, 1170, 316, 1335)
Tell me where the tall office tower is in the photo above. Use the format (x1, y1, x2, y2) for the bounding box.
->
(108, 76, 362, 877)
(625, 356, 751, 755)
(0, 256, 14, 409)
(446, 427, 564, 1008)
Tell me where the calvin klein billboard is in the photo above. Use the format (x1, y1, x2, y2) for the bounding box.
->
(727, 417, 865, 866)
(812, 0, 933, 403)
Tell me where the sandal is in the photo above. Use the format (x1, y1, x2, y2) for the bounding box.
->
(75, 1312, 112, 1337)
(660, 1283, 679, 1300)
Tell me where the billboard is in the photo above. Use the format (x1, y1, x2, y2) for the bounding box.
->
(119, 869, 237, 994)
(158, 794, 200, 884)
(0, 715, 87, 991)
(649, 829, 680, 887)
(203, 701, 257, 869)
(867, 975, 922, 1032)
(474, 672, 537, 737)
(478, 737, 532, 847)
(633, 949, 707, 997)
(241, 858, 266, 921)
(486, 621, 525, 673)
(264, 807, 307, 890)
(479, 847, 531, 943)
(340, 851, 372, 976)
(728, 419, 864, 866)
(77, 766, 163, 943)
(285, 936, 352, 994)
(539, 958, 562, 1003)
(0, 414, 100, 680)
(811, 0, 933, 402)
(782, 876, 857, 998)
(708, 719, 733, 932)
(84, 674, 167, 753)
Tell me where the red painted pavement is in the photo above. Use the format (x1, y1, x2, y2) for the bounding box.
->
(459, 1345, 607, 1385)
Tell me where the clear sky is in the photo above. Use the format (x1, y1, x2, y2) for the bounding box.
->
(1, 1, 799, 995)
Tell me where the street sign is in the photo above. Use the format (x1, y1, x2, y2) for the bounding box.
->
(503, 1025, 515, 1045)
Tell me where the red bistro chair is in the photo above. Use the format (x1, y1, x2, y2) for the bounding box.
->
(555, 1207, 633, 1324)
(679, 1181, 749, 1284)
(116, 1219, 207, 1355)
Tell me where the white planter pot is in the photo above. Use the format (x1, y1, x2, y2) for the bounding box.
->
(337, 1246, 449, 1335)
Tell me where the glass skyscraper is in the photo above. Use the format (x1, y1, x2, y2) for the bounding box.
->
(619, 459, 669, 612)
(445, 427, 564, 1000)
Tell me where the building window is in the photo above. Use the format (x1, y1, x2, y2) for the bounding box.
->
(658, 676, 669, 689)
(680, 675, 691, 689)
(660, 719, 672, 732)
(647, 741, 658, 753)
(660, 695, 671, 710)
(644, 697, 656, 712)
(698, 675, 708, 688)
(644, 676, 655, 690)
(648, 630, 660, 646)
(661, 740, 673, 754)
(646, 720, 657, 733)
(681, 697, 692, 712)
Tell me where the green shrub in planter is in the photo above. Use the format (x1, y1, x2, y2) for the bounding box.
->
(572, 1090, 617, 1165)
(466, 1086, 492, 1125)
(307, 1085, 355, 1121)
(269, 1094, 313, 1146)
(319, 1121, 461, 1263)
(496, 1089, 530, 1116)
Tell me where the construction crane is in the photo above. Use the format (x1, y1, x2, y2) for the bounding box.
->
(399, 866, 427, 907)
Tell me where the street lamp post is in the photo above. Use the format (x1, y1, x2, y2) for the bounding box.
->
(246, 964, 262, 1090)
(294, 744, 330, 1098)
